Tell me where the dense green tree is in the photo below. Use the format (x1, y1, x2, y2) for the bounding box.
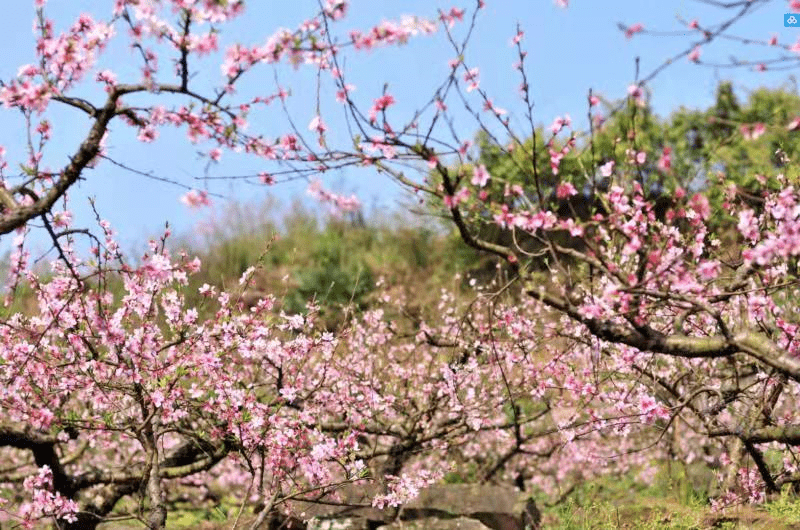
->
(459, 82, 800, 230)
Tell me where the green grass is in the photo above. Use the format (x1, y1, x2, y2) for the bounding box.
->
(541, 465, 800, 529)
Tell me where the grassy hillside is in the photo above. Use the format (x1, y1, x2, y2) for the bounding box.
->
(174, 199, 503, 327)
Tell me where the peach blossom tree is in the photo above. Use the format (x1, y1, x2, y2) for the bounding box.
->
(3, 0, 800, 528)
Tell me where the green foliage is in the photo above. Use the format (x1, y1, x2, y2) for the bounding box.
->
(167, 506, 229, 528)
(182, 198, 281, 284)
(539, 461, 800, 529)
(282, 222, 375, 316)
(466, 82, 800, 222)
(418, 83, 800, 283)
(764, 489, 800, 524)
(544, 477, 705, 530)
(176, 200, 486, 328)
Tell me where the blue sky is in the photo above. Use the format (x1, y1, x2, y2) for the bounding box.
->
(0, 0, 797, 256)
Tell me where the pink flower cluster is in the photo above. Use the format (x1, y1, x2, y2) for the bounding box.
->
(18, 466, 79, 528)
(350, 15, 437, 50)
(306, 178, 361, 214)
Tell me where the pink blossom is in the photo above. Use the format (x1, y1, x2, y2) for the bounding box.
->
(180, 189, 212, 208)
(549, 147, 564, 175)
(369, 93, 395, 122)
(627, 84, 644, 105)
(440, 7, 465, 28)
(307, 178, 361, 214)
(372, 471, 442, 508)
(740, 124, 752, 139)
(738, 209, 759, 240)
(599, 160, 615, 177)
(463, 67, 480, 92)
(697, 260, 721, 280)
(308, 115, 327, 134)
(624, 23, 644, 39)
(688, 193, 711, 221)
(471, 164, 491, 187)
(549, 114, 571, 134)
(335, 83, 356, 103)
(561, 217, 583, 236)
(324, 0, 347, 20)
(626, 148, 646, 166)
(483, 98, 506, 116)
(351, 15, 437, 50)
(52, 211, 72, 228)
(95, 69, 117, 90)
(657, 147, 672, 173)
(688, 46, 701, 63)
(308, 116, 328, 147)
(137, 126, 158, 142)
(741, 123, 766, 140)
(16, 64, 38, 78)
(593, 113, 606, 128)
(556, 182, 577, 199)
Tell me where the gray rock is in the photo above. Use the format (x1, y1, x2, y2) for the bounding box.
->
(289, 483, 540, 530)
(307, 518, 368, 530)
(378, 516, 492, 529)
(287, 483, 391, 528)
(399, 484, 540, 530)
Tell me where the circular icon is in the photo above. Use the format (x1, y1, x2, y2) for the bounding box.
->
(788, 15, 798, 24)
